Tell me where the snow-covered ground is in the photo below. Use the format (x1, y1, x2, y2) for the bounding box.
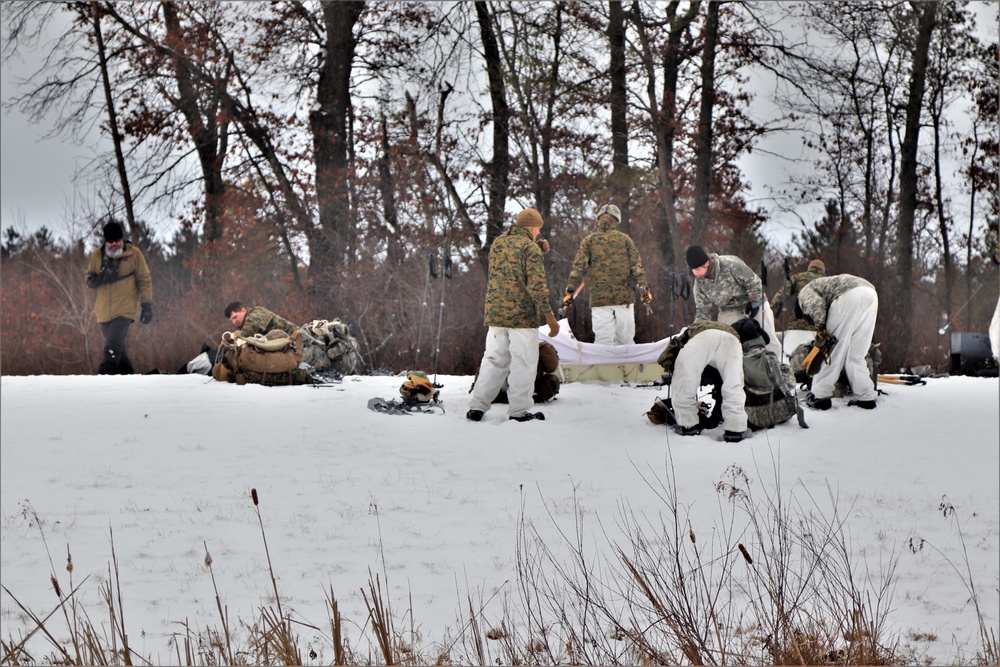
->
(1, 371, 998, 664)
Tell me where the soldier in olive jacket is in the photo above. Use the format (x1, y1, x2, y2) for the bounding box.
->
(468, 208, 559, 423)
(564, 204, 651, 345)
(224, 302, 299, 337)
(85, 221, 153, 374)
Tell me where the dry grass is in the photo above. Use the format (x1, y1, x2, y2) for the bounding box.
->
(2, 463, 995, 666)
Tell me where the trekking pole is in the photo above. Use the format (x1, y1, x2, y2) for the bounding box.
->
(668, 272, 677, 335)
(779, 257, 791, 360)
(431, 252, 452, 387)
(413, 253, 437, 368)
(758, 259, 768, 331)
(938, 262, 998, 334)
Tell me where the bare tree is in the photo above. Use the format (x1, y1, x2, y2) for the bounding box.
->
(630, 0, 700, 271)
(894, 0, 939, 365)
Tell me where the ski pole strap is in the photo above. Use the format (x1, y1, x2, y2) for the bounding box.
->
(760, 259, 768, 288)
(442, 254, 453, 279)
(669, 272, 678, 299)
(783, 257, 791, 280)
(428, 253, 438, 279)
(678, 273, 690, 300)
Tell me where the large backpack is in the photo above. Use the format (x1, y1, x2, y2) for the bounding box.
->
(400, 370, 440, 403)
(299, 319, 363, 375)
(742, 340, 801, 429)
(211, 330, 313, 386)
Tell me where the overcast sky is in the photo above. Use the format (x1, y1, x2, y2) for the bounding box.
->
(2, 3, 996, 252)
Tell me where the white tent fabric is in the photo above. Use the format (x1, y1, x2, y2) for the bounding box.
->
(537, 321, 819, 384)
(538, 318, 671, 383)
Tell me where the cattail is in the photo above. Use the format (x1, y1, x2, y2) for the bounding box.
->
(738, 543, 753, 564)
(50, 575, 61, 598)
(66, 548, 73, 574)
(251, 488, 259, 506)
(204, 550, 213, 568)
(689, 529, 696, 544)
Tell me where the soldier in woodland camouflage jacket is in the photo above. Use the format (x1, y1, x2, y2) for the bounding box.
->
(685, 245, 781, 358)
(565, 204, 651, 345)
(468, 209, 560, 423)
(224, 302, 300, 337)
(797, 274, 879, 408)
(771, 259, 826, 330)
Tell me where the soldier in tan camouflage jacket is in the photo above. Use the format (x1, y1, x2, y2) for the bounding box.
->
(564, 204, 651, 345)
(224, 302, 299, 337)
(468, 208, 560, 423)
(797, 274, 878, 410)
(686, 245, 781, 359)
(771, 259, 825, 330)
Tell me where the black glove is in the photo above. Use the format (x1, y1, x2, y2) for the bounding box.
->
(745, 298, 760, 319)
(86, 263, 118, 288)
(140, 303, 153, 324)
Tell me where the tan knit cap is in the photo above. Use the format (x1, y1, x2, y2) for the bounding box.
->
(808, 259, 826, 273)
(516, 208, 544, 228)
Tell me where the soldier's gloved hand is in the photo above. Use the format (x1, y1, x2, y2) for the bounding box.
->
(545, 312, 560, 338)
(745, 298, 760, 319)
(536, 238, 550, 254)
(562, 288, 574, 310)
(140, 303, 153, 324)
(639, 285, 653, 305)
(772, 301, 783, 318)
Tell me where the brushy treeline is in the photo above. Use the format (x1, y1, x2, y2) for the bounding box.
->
(1, 217, 997, 376)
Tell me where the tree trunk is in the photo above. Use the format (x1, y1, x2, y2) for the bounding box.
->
(895, 0, 938, 366)
(608, 0, 629, 234)
(161, 0, 228, 245)
(690, 0, 718, 247)
(379, 114, 404, 268)
(90, 2, 143, 247)
(309, 1, 363, 312)
(476, 1, 510, 264)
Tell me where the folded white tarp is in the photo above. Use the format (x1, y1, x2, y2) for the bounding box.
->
(537, 318, 671, 383)
(538, 322, 818, 384)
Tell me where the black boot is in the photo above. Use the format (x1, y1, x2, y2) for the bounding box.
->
(806, 393, 832, 410)
(724, 429, 750, 443)
(510, 412, 545, 422)
(673, 424, 703, 436)
(848, 399, 877, 410)
(466, 409, 484, 422)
